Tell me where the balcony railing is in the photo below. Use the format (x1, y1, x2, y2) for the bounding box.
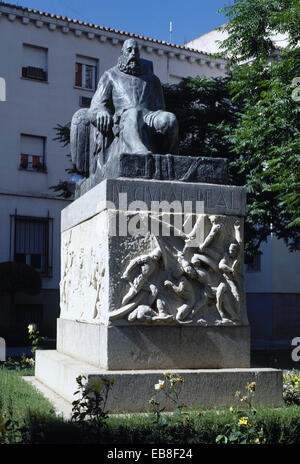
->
(20, 154, 46, 172)
(22, 66, 47, 81)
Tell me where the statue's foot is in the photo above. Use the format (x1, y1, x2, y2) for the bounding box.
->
(215, 318, 236, 326)
(176, 319, 193, 326)
(152, 314, 174, 322)
(196, 318, 209, 326)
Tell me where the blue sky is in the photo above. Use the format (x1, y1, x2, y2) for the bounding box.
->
(8, 0, 234, 45)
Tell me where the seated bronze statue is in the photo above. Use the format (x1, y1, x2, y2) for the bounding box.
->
(70, 38, 179, 179)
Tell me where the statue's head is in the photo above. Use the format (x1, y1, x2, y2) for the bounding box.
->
(151, 248, 162, 261)
(178, 254, 197, 279)
(118, 39, 142, 75)
(228, 242, 240, 258)
(208, 215, 224, 226)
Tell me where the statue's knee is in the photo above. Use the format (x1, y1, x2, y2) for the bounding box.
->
(70, 109, 91, 172)
(166, 112, 178, 131)
(154, 111, 178, 134)
(71, 108, 90, 127)
(123, 107, 142, 120)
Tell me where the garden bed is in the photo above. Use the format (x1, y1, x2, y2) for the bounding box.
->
(1, 364, 300, 444)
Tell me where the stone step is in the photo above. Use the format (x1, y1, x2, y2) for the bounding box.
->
(35, 350, 283, 412)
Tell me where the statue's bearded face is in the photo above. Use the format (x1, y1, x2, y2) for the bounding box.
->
(118, 40, 142, 75)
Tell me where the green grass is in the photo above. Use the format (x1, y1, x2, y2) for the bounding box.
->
(1, 364, 300, 444)
(0, 364, 58, 443)
(0, 366, 55, 421)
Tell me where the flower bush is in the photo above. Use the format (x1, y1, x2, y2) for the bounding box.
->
(71, 375, 114, 429)
(283, 370, 300, 406)
(216, 382, 266, 444)
(27, 323, 44, 355)
(153, 373, 185, 413)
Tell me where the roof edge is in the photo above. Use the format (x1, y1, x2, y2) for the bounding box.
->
(0, 1, 228, 60)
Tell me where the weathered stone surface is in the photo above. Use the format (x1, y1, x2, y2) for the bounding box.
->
(60, 209, 248, 329)
(62, 178, 246, 233)
(57, 319, 250, 369)
(56, 176, 250, 373)
(35, 350, 283, 411)
(75, 154, 229, 198)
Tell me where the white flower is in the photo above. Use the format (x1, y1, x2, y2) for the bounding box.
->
(154, 380, 165, 390)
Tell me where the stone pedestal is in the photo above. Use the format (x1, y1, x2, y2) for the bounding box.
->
(34, 177, 282, 410)
(35, 350, 282, 412)
(56, 319, 250, 370)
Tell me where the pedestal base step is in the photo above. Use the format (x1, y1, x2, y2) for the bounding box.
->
(35, 350, 283, 412)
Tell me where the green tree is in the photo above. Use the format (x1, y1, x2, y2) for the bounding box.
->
(50, 123, 81, 198)
(163, 76, 237, 160)
(218, 0, 300, 255)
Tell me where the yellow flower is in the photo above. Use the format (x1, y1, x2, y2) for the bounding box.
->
(27, 323, 36, 334)
(149, 398, 160, 406)
(235, 391, 240, 398)
(25, 357, 35, 366)
(238, 416, 249, 426)
(169, 376, 184, 386)
(255, 438, 260, 444)
(238, 416, 253, 427)
(155, 380, 165, 390)
(229, 406, 234, 413)
(164, 372, 172, 378)
(247, 381, 256, 392)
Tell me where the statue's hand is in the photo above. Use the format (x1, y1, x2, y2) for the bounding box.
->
(95, 111, 113, 135)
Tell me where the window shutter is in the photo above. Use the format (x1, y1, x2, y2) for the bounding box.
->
(75, 62, 82, 87)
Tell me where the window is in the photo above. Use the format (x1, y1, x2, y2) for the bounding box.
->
(79, 96, 92, 108)
(11, 214, 53, 276)
(22, 44, 48, 81)
(75, 55, 98, 90)
(20, 134, 46, 171)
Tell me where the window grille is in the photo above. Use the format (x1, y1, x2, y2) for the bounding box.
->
(10, 213, 53, 277)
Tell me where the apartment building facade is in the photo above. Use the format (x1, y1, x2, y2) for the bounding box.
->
(0, 2, 228, 339)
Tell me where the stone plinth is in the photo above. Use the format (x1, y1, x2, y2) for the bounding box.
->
(35, 350, 283, 412)
(75, 154, 229, 198)
(57, 319, 250, 370)
(58, 178, 249, 369)
(34, 177, 282, 410)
